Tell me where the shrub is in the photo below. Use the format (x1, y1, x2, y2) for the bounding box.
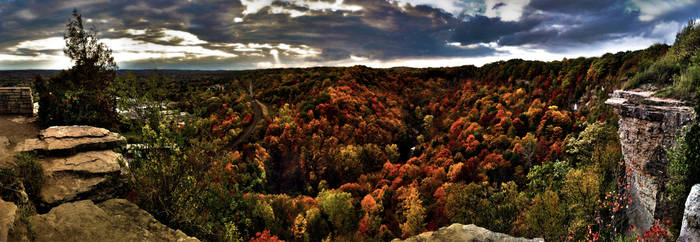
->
(668, 20, 700, 65)
(661, 52, 700, 101)
(128, 123, 260, 241)
(623, 57, 680, 89)
(667, 123, 700, 236)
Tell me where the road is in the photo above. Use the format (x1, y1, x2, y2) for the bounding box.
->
(227, 98, 265, 149)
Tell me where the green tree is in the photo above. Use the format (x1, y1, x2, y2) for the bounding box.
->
(445, 182, 485, 225)
(564, 122, 619, 167)
(561, 167, 600, 235)
(317, 190, 356, 235)
(525, 190, 566, 240)
(35, 9, 118, 128)
(63, 9, 116, 72)
(526, 160, 570, 196)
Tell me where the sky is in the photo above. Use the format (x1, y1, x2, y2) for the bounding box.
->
(0, 0, 697, 70)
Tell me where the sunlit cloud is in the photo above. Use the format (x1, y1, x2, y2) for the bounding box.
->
(126, 29, 147, 35)
(158, 29, 207, 45)
(390, 0, 481, 17)
(241, 0, 362, 17)
(102, 38, 235, 61)
(628, 0, 695, 21)
(10, 37, 64, 52)
(484, 0, 530, 22)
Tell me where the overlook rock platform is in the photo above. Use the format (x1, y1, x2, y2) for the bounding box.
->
(606, 90, 696, 234)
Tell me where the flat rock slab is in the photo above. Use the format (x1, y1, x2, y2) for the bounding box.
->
(16, 126, 125, 155)
(39, 174, 107, 205)
(29, 199, 199, 242)
(394, 223, 543, 242)
(39, 126, 111, 139)
(39, 150, 126, 205)
(0, 198, 17, 242)
(43, 150, 122, 174)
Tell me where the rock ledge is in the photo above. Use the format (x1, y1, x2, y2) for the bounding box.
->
(27, 199, 199, 242)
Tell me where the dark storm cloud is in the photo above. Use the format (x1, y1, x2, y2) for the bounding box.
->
(494, 1, 644, 48)
(529, 0, 619, 14)
(452, 14, 544, 45)
(0, 0, 698, 69)
(451, 0, 699, 52)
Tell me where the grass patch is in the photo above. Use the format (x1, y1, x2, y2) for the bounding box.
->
(14, 153, 44, 197)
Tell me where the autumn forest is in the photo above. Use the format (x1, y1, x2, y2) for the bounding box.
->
(105, 42, 675, 241)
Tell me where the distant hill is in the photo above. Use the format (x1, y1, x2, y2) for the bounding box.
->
(0, 69, 248, 86)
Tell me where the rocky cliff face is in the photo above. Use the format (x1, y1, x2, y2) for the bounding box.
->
(606, 90, 696, 233)
(679, 184, 700, 241)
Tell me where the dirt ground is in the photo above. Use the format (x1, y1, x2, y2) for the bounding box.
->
(0, 115, 40, 166)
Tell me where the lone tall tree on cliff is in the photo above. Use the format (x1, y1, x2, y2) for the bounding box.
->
(63, 8, 117, 88)
(36, 9, 119, 128)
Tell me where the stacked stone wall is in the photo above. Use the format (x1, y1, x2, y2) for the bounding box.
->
(0, 87, 33, 115)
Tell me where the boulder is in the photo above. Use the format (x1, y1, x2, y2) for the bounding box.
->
(0, 198, 17, 242)
(29, 199, 199, 242)
(39, 150, 125, 205)
(679, 184, 700, 242)
(16, 126, 126, 155)
(393, 223, 543, 242)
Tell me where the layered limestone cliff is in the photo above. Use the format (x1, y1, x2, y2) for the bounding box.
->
(606, 90, 696, 233)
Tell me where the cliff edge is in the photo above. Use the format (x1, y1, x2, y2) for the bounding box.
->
(606, 90, 696, 234)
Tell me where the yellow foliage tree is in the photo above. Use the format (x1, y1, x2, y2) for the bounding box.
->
(398, 183, 426, 238)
